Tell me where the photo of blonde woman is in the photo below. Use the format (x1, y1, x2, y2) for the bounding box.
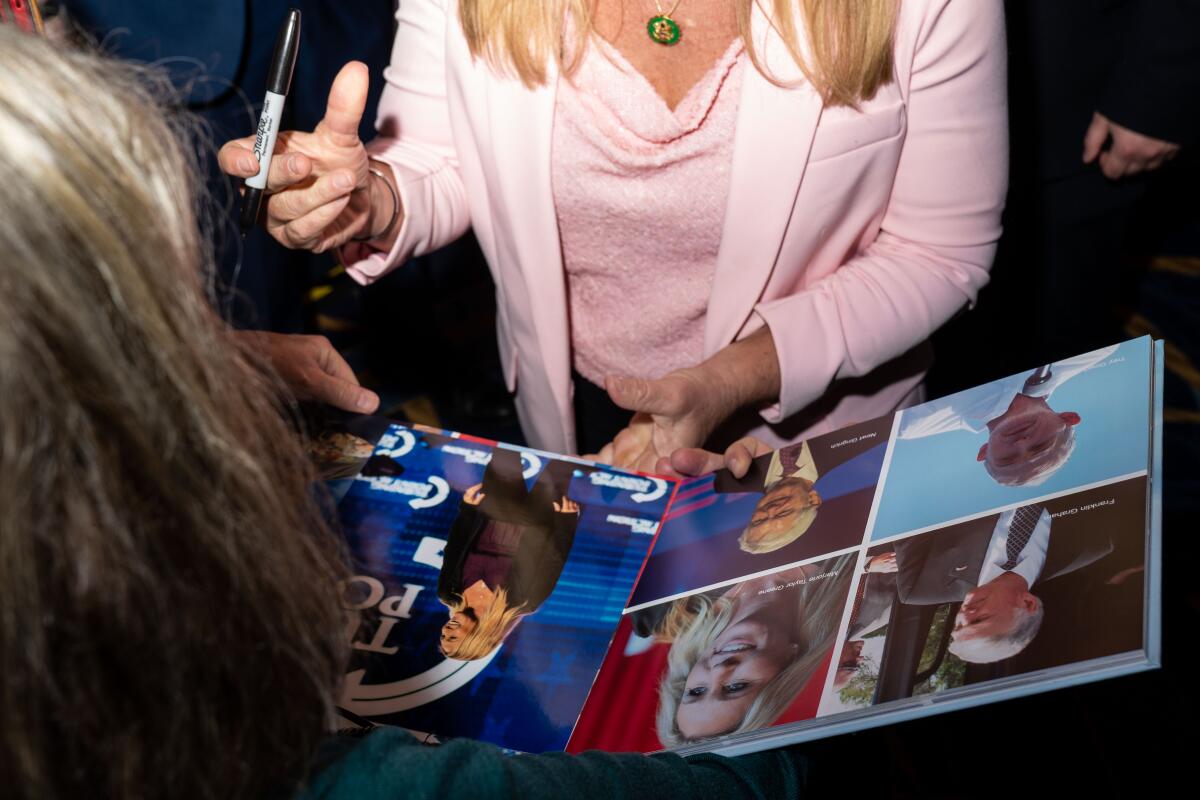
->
(635, 554, 854, 746)
(437, 447, 583, 660)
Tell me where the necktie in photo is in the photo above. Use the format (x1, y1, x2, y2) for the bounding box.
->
(778, 443, 802, 475)
(1022, 365, 1053, 393)
(1002, 504, 1044, 571)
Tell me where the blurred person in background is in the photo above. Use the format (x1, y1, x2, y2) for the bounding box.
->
(934, 0, 1200, 389)
(1008, 0, 1200, 361)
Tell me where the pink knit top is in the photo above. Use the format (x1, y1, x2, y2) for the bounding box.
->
(552, 37, 746, 387)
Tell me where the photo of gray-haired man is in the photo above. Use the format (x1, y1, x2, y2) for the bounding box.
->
(898, 345, 1118, 487)
(869, 504, 1113, 663)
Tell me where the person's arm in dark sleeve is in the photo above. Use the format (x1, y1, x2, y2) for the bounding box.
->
(504, 747, 804, 800)
(515, 507, 581, 610)
(302, 727, 805, 800)
(438, 504, 479, 603)
(1099, 0, 1200, 146)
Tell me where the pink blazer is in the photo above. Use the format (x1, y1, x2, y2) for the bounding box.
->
(344, 0, 1009, 455)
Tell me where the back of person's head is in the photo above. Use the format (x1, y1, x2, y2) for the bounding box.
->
(948, 600, 1045, 664)
(0, 27, 348, 800)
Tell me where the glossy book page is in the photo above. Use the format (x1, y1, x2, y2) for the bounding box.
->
(334, 424, 675, 753)
(569, 337, 1160, 755)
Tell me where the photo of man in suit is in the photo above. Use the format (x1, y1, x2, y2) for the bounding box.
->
(734, 440, 822, 554)
(628, 416, 890, 607)
(711, 420, 889, 556)
(867, 503, 1113, 663)
(898, 345, 1118, 486)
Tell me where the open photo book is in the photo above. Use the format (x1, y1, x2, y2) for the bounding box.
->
(316, 337, 1164, 757)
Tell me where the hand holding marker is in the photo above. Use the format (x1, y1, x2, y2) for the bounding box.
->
(240, 8, 301, 233)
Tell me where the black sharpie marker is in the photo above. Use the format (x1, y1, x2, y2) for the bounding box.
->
(240, 8, 301, 234)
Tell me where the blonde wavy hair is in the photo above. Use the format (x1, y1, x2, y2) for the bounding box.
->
(0, 26, 348, 800)
(440, 587, 527, 661)
(654, 554, 854, 746)
(460, 0, 898, 106)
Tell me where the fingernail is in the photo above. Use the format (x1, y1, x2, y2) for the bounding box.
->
(240, 155, 257, 173)
(356, 391, 378, 412)
(609, 376, 628, 394)
(334, 173, 354, 191)
(288, 155, 303, 173)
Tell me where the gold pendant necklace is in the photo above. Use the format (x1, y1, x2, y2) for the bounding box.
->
(647, 0, 684, 46)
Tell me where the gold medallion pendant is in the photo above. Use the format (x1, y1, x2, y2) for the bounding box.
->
(647, 14, 682, 46)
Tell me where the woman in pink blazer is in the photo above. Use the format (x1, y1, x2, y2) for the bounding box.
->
(221, 0, 1008, 470)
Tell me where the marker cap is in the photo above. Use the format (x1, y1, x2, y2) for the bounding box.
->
(266, 9, 301, 96)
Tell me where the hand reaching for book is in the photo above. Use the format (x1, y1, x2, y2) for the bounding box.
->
(592, 369, 734, 474)
(590, 328, 781, 474)
(234, 331, 379, 413)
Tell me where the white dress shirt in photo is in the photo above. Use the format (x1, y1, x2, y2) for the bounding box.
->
(898, 344, 1119, 439)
